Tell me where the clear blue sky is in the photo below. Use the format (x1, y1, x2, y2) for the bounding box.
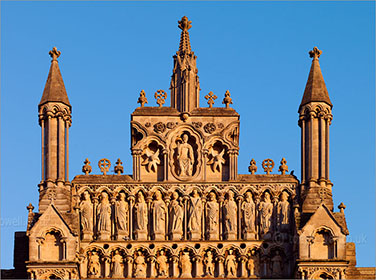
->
(1, 1, 374, 269)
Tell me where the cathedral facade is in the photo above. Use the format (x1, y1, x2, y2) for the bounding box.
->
(5, 17, 375, 279)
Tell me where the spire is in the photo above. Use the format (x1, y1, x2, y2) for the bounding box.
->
(39, 47, 71, 108)
(178, 16, 192, 53)
(300, 47, 332, 109)
(170, 16, 200, 112)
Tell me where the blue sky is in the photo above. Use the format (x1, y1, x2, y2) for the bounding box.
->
(1, 1, 374, 268)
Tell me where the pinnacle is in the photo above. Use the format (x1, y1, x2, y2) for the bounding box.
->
(300, 47, 332, 109)
(178, 16, 192, 53)
(39, 47, 71, 108)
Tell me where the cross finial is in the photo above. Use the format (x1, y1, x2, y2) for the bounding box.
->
(309, 46, 322, 60)
(205, 91, 217, 108)
(154, 90, 167, 107)
(49, 47, 61, 61)
(178, 16, 192, 32)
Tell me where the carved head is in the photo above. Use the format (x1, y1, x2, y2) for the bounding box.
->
(101, 192, 109, 202)
(119, 192, 126, 201)
(192, 189, 199, 197)
(154, 190, 163, 200)
(209, 192, 216, 201)
(137, 192, 145, 202)
(281, 191, 289, 202)
(245, 192, 253, 202)
(172, 191, 179, 200)
(182, 134, 189, 143)
(83, 191, 91, 200)
(160, 250, 165, 256)
(227, 191, 234, 200)
(264, 192, 271, 202)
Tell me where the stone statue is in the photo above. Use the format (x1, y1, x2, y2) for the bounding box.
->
(259, 192, 273, 236)
(188, 189, 202, 239)
(207, 147, 226, 172)
(206, 192, 219, 240)
(134, 251, 146, 278)
(169, 191, 183, 239)
(134, 192, 148, 240)
(242, 192, 256, 239)
(156, 250, 168, 277)
(115, 193, 129, 238)
(277, 191, 290, 231)
(80, 191, 93, 234)
(97, 192, 111, 239)
(111, 250, 123, 278)
(88, 251, 100, 278)
(179, 252, 192, 278)
(271, 251, 283, 278)
(203, 251, 215, 277)
(225, 250, 237, 278)
(177, 134, 194, 176)
(223, 191, 237, 239)
(152, 190, 167, 240)
(142, 147, 160, 173)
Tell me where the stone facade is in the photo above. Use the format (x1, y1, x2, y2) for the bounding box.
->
(3, 17, 375, 280)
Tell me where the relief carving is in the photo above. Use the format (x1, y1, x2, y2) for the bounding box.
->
(142, 147, 160, 173)
(152, 190, 167, 240)
(134, 251, 147, 278)
(225, 249, 237, 278)
(80, 191, 93, 238)
(88, 251, 101, 278)
(277, 191, 290, 233)
(203, 250, 215, 277)
(97, 192, 111, 240)
(111, 250, 124, 278)
(154, 122, 166, 134)
(204, 123, 216, 134)
(134, 192, 148, 240)
(115, 192, 129, 239)
(207, 146, 226, 173)
(259, 192, 273, 238)
(177, 134, 194, 177)
(223, 191, 237, 239)
(188, 189, 202, 240)
(156, 250, 169, 277)
(169, 191, 183, 240)
(242, 192, 256, 239)
(179, 252, 192, 278)
(206, 192, 219, 240)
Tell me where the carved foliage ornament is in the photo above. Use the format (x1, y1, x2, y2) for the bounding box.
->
(204, 123, 216, 134)
(153, 122, 166, 134)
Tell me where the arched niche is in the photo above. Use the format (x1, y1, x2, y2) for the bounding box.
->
(140, 139, 165, 181)
(311, 228, 335, 259)
(205, 140, 230, 181)
(40, 229, 64, 261)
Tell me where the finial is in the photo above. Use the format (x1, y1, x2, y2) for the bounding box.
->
(114, 158, 124, 175)
(154, 90, 167, 107)
(49, 47, 61, 62)
(262, 159, 274, 174)
(278, 158, 289, 175)
(178, 16, 192, 32)
(309, 46, 322, 60)
(338, 202, 346, 213)
(98, 158, 111, 175)
(137, 90, 148, 107)
(205, 92, 217, 108)
(222, 90, 233, 108)
(82, 158, 92, 175)
(27, 203, 34, 213)
(248, 158, 257, 174)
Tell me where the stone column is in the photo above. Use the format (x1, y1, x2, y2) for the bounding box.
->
(239, 255, 248, 278)
(236, 195, 243, 240)
(41, 118, 45, 181)
(79, 255, 87, 279)
(218, 193, 224, 240)
(128, 195, 135, 240)
(203, 148, 209, 180)
(171, 255, 179, 278)
(104, 255, 111, 278)
(183, 195, 188, 240)
(228, 149, 239, 181)
(132, 149, 142, 181)
(216, 255, 225, 278)
(164, 194, 171, 240)
(162, 148, 168, 181)
(319, 115, 326, 186)
(192, 255, 203, 278)
(65, 120, 70, 181)
(126, 255, 133, 278)
(146, 193, 153, 240)
(148, 255, 157, 278)
(300, 117, 306, 185)
(93, 197, 99, 239)
(57, 116, 65, 181)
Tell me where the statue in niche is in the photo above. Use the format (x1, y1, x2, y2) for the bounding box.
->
(88, 251, 100, 278)
(271, 251, 283, 278)
(247, 254, 255, 276)
(97, 192, 111, 235)
(134, 251, 146, 278)
(259, 192, 273, 236)
(156, 250, 168, 277)
(111, 250, 123, 278)
(179, 252, 192, 278)
(242, 192, 256, 238)
(206, 192, 219, 239)
(188, 189, 202, 239)
(225, 250, 237, 278)
(207, 146, 226, 172)
(80, 191, 93, 232)
(142, 147, 160, 173)
(115, 193, 129, 237)
(177, 134, 194, 176)
(152, 190, 167, 240)
(134, 192, 148, 238)
(203, 251, 215, 277)
(169, 191, 183, 238)
(277, 191, 290, 231)
(223, 191, 237, 239)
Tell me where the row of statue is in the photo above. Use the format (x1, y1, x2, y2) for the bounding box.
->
(79, 189, 292, 241)
(84, 248, 285, 278)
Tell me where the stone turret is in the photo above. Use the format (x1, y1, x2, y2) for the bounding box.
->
(298, 47, 333, 213)
(38, 47, 72, 212)
(170, 16, 201, 112)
